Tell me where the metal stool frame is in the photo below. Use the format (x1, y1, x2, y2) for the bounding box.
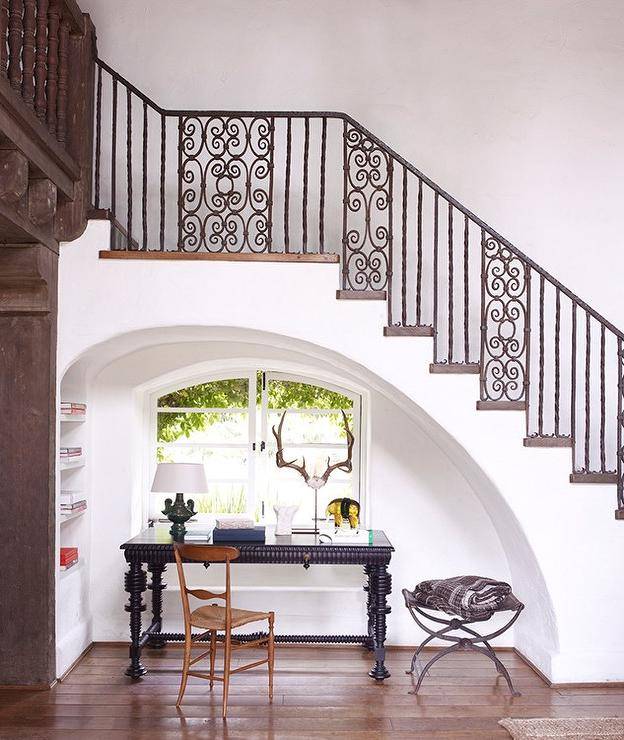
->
(402, 589, 524, 697)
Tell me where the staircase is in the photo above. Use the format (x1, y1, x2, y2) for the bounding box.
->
(91, 60, 624, 519)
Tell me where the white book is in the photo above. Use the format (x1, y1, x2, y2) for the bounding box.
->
(60, 490, 84, 505)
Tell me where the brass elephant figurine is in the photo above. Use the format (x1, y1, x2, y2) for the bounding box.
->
(326, 498, 360, 529)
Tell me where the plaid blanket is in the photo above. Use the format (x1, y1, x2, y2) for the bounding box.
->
(408, 575, 512, 619)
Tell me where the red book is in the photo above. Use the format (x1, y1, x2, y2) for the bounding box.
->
(60, 547, 78, 564)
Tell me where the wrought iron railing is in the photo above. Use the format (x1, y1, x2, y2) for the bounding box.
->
(93, 59, 624, 515)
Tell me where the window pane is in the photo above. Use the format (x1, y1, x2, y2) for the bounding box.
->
(267, 410, 354, 446)
(267, 379, 352, 410)
(158, 378, 249, 408)
(156, 446, 249, 479)
(157, 410, 248, 444)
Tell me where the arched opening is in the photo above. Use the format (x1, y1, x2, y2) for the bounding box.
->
(56, 325, 558, 679)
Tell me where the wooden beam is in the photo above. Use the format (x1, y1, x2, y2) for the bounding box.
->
(0, 74, 78, 198)
(0, 198, 57, 250)
(99, 250, 340, 264)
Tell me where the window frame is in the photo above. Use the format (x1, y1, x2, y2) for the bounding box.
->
(146, 368, 366, 527)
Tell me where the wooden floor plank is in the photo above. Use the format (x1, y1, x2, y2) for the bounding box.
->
(1, 645, 623, 739)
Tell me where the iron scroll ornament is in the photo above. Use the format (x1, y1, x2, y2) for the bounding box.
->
(179, 115, 273, 252)
(342, 123, 392, 291)
(480, 236, 529, 404)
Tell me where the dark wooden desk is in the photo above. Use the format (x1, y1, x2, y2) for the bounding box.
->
(121, 526, 394, 681)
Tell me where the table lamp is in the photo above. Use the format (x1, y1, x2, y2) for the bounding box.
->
(151, 462, 208, 539)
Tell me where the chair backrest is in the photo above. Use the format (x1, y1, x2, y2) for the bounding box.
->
(174, 543, 240, 630)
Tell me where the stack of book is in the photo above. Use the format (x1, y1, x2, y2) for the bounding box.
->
(61, 402, 86, 417)
(60, 446, 82, 460)
(213, 518, 265, 543)
(60, 547, 79, 571)
(183, 529, 213, 543)
(60, 491, 87, 517)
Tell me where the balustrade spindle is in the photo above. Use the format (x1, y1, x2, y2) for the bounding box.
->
(8, 0, 23, 92)
(617, 337, 623, 508)
(554, 288, 561, 436)
(585, 312, 591, 472)
(571, 301, 578, 463)
(94, 62, 102, 207)
(284, 116, 291, 253)
(56, 16, 69, 141)
(318, 116, 327, 254)
(33, 0, 47, 119)
(21, 0, 35, 107)
(267, 116, 274, 252)
(447, 203, 454, 362)
(416, 179, 423, 325)
(126, 87, 132, 248)
(341, 119, 347, 289)
(302, 116, 309, 253)
(432, 193, 439, 361)
(463, 214, 469, 362)
(0, 1, 8, 77)
(538, 274, 545, 435)
(141, 100, 147, 250)
(46, 0, 61, 135)
(600, 323, 606, 472)
(400, 166, 407, 326)
(111, 77, 117, 216)
(159, 113, 165, 251)
(386, 159, 394, 325)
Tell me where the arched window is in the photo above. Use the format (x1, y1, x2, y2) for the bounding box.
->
(151, 370, 362, 528)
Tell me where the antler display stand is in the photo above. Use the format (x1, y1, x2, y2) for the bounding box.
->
(272, 410, 355, 536)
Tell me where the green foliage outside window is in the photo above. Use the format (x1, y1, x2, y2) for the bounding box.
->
(157, 373, 352, 446)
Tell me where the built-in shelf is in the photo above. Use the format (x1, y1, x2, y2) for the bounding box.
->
(60, 414, 86, 423)
(60, 455, 85, 470)
(60, 508, 87, 524)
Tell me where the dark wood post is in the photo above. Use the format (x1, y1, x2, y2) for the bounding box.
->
(33, 0, 48, 119)
(21, 0, 36, 106)
(0, 244, 57, 686)
(7, 0, 23, 92)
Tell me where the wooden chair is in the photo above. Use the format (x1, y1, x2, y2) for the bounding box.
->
(173, 543, 275, 718)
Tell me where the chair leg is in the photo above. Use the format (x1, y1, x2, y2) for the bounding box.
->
(268, 612, 275, 702)
(209, 630, 216, 690)
(222, 630, 232, 720)
(176, 631, 192, 707)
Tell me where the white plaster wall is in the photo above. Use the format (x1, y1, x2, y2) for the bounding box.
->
(81, 0, 624, 327)
(85, 341, 510, 648)
(57, 221, 624, 683)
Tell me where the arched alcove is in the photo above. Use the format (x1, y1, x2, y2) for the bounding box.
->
(58, 324, 558, 676)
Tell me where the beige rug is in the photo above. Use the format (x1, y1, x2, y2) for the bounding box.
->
(500, 718, 624, 739)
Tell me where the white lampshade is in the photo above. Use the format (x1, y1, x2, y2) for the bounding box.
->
(150, 463, 209, 494)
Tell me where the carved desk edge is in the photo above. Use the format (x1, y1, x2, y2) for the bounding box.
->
(121, 542, 393, 567)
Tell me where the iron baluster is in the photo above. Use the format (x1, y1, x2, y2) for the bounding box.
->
(284, 116, 291, 253)
(319, 116, 327, 254)
(159, 113, 165, 251)
(416, 178, 423, 325)
(302, 116, 309, 253)
(448, 203, 454, 362)
(585, 312, 591, 473)
(94, 62, 102, 208)
(538, 274, 545, 436)
(463, 214, 469, 363)
(401, 165, 407, 327)
(142, 100, 148, 250)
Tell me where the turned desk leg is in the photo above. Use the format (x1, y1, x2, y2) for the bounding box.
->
(363, 564, 374, 651)
(124, 560, 147, 678)
(367, 563, 392, 680)
(147, 562, 167, 649)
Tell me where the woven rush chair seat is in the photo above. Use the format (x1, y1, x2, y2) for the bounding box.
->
(191, 605, 272, 631)
(402, 575, 524, 697)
